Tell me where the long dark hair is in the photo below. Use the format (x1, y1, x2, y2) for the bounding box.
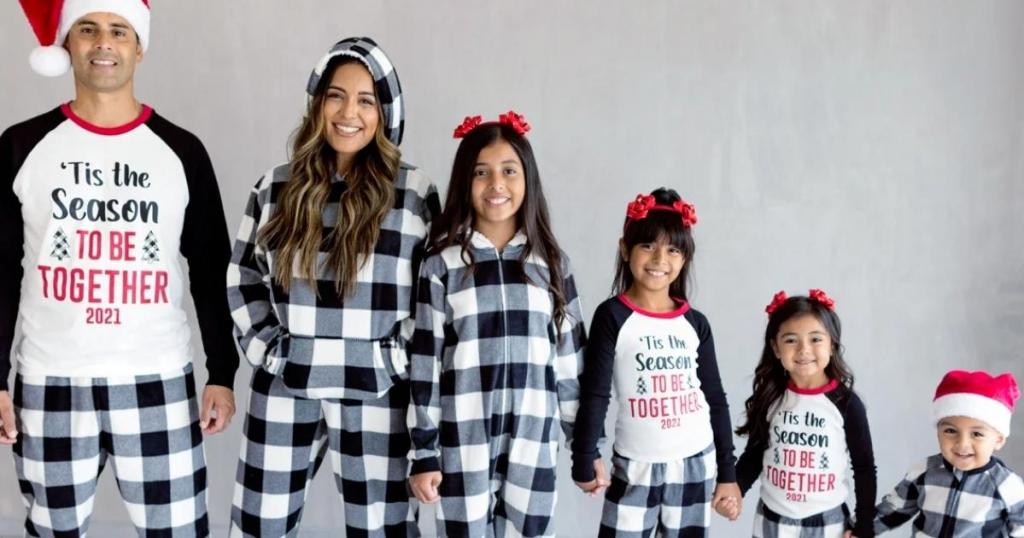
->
(612, 188, 696, 301)
(428, 122, 568, 328)
(259, 55, 399, 297)
(735, 296, 855, 444)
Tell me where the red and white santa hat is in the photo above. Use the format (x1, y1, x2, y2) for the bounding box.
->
(19, 0, 151, 77)
(933, 369, 1019, 437)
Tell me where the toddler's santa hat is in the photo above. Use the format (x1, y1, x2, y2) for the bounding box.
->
(19, 0, 150, 77)
(933, 370, 1019, 437)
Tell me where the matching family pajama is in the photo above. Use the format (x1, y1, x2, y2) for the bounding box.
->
(572, 295, 737, 538)
(1, 104, 238, 537)
(874, 455, 1024, 537)
(736, 379, 876, 538)
(408, 231, 586, 537)
(227, 161, 438, 537)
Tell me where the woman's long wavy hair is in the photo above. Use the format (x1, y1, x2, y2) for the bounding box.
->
(427, 123, 569, 329)
(735, 296, 854, 445)
(259, 56, 400, 298)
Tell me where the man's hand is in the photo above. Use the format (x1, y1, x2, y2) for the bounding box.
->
(0, 391, 17, 445)
(200, 385, 235, 435)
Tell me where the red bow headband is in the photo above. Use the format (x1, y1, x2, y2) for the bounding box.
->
(765, 289, 836, 315)
(624, 194, 697, 228)
(452, 110, 531, 138)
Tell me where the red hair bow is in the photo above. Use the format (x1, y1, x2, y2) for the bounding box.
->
(499, 110, 531, 135)
(626, 194, 656, 220)
(673, 200, 698, 227)
(453, 115, 482, 138)
(808, 288, 835, 310)
(624, 194, 698, 228)
(765, 291, 788, 315)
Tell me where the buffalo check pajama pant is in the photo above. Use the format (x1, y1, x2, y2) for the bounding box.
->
(431, 415, 562, 538)
(12, 365, 208, 538)
(752, 500, 849, 538)
(230, 367, 415, 538)
(599, 445, 716, 538)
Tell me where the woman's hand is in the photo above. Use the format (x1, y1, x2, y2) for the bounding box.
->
(409, 471, 442, 503)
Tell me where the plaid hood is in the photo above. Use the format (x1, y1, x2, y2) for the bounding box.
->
(306, 37, 405, 146)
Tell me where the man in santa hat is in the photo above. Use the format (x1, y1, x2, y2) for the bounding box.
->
(874, 370, 1024, 536)
(0, 1, 237, 535)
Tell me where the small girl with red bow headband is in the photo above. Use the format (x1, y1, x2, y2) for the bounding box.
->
(571, 188, 742, 535)
(731, 290, 877, 538)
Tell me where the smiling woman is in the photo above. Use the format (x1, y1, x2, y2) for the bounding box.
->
(322, 62, 380, 172)
(226, 37, 439, 537)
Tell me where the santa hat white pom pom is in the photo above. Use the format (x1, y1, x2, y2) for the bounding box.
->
(30, 45, 71, 77)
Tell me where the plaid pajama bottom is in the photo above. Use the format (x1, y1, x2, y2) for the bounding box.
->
(12, 365, 208, 538)
(230, 367, 415, 538)
(751, 500, 849, 538)
(599, 445, 716, 538)
(433, 429, 560, 537)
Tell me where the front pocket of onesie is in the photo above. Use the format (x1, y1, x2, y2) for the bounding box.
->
(279, 336, 396, 400)
(262, 332, 291, 375)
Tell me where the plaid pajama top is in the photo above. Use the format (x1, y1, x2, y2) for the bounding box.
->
(407, 231, 587, 474)
(874, 455, 1024, 537)
(227, 161, 439, 400)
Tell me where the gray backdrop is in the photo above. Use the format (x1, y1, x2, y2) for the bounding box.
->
(1, 2, 1022, 536)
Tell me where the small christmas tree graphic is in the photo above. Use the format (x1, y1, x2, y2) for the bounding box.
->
(636, 376, 648, 395)
(773, 447, 780, 464)
(50, 227, 70, 261)
(142, 231, 160, 263)
(820, 453, 830, 470)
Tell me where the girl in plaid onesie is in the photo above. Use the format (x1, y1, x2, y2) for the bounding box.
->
(732, 291, 877, 538)
(226, 37, 439, 537)
(407, 112, 586, 537)
(571, 189, 740, 537)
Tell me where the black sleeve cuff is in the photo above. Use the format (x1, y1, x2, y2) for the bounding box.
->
(571, 452, 599, 482)
(205, 365, 237, 389)
(0, 355, 10, 391)
(715, 462, 737, 483)
(853, 518, 875, 538)
(410, 457, 440, 475)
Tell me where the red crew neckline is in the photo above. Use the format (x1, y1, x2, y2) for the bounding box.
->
(61, 102, 152, 135)
(787, 378, 839, 395)
(617, 293, 690, 318)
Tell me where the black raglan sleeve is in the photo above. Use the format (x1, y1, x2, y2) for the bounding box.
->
(571, 300, 621, 482)
(0, 109, 64, 391)
(689, 309, 738, 483)
(0, 128, 24, 392)
(179, 137, 238, 388)
(148, 115, 238, 388)
(735, 434, 768, 495)
(834, 388, 878, 537)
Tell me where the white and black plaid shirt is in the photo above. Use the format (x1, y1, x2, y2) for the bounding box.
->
(227, 162, 439, 399)
(407, 231, 586, 474)
(875, 454, 1024, 537)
